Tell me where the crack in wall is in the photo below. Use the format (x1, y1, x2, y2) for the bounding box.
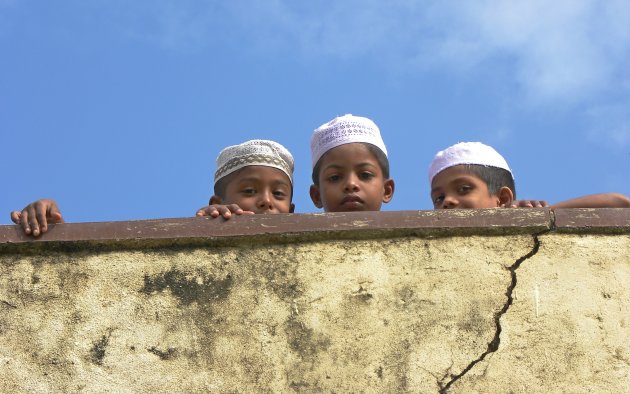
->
(1, 299, 17, 309)
(438, 231, 547, 393)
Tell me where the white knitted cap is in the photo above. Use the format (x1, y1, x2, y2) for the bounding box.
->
(428, 142, 512, 183)
(214, 139, 294, 185)
(310, 114, 387, 167)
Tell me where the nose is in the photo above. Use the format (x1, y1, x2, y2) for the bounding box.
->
(441, 194, 458, 209)
(343, 173, 360, 193)
(257, 190, 274, 212)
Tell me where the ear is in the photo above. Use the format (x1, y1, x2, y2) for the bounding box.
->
(309, 184, 323, 209)
(289, 203, 295, 213)
(209, 195, 223, 205)
(382, 179, 395, 204)
(497, 187, 514, 208)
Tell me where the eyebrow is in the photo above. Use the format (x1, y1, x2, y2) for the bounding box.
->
(237, 177, 290, 187)
(236, 176, 262, 183)
(431, 176, 477, 193)
(272, 181, 291, 188)
(323, 162, 377, 171)
(355, 162, 378, 168)
(449, 176, 477, 183)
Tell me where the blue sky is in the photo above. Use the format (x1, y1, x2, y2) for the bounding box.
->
(2, 1, 629, 223)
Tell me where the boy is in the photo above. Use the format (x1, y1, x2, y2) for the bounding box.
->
(428, 141, 630, 209)
(11, 139, 295, 236)
(196, 139, 295, 217)
(309, 114, 395, 212)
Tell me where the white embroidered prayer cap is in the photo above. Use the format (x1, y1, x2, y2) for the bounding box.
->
(214, 139, 294, 185)
(310, 114, 387, 167)
(428, 142, 512, 183)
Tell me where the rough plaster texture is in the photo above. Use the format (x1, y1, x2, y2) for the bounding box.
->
(1, 229, 629, 392)
(454, 234, 630, 393)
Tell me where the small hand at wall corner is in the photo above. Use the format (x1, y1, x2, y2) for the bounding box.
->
(10, 198, 64, 237)
(195, 204, 254, 220)
(508, 200, 549, 208)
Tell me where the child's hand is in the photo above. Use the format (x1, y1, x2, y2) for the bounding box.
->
(508, 200, 549, 208)
(10, 198, 64, 237)
(195, 204, 255, 219)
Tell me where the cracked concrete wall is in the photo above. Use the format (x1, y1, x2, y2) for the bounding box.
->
(453, 233, 630, 393)
(1, 232, 629, 393)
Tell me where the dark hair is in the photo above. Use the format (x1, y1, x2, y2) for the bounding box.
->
(462, 164, 516, 198)
(213, 173, 232, 199)
(311, 143, 390, 186)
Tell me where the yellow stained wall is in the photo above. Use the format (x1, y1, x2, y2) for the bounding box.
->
(1, 218, 629, 393)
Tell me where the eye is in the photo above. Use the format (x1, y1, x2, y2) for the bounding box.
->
(432, 194, 444, 206)
(359, 171, 375, 180)
(241, 188, 256, 195)
(327, 174, 341, 182)
(458, 185, 472, 194)
(273, 190, 287, 199)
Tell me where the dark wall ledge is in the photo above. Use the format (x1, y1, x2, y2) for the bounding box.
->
(1, 209, 629, 252)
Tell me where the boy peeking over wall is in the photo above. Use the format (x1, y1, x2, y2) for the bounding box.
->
(11, 139, 295, 236)
(428, 142, 630, 210)
(309, 114, 394, 212)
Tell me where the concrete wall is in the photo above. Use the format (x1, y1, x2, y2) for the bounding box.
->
(1, 209, 629, 393)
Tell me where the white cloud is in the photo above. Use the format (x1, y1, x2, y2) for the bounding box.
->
(85, 1, 630, 105)
(427, 0, 630, 104)
(226, 1, 630, 106)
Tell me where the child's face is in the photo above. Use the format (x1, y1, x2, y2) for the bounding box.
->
(310, 143, 394, 212)
(220, 166, 293, 214)
(431, 165, 500, 209)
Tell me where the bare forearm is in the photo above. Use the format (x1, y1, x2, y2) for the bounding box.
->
(550, 193, 630, 209)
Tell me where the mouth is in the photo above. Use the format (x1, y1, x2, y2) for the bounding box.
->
(340, 195, 364, 207)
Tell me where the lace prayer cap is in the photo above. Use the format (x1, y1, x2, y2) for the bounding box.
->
(310, 114, 387, 167)
(214, 139, 294, 186)
(428, 142, 512, 183)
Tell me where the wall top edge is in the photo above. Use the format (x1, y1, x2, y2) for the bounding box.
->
(0, 209, 628, 250)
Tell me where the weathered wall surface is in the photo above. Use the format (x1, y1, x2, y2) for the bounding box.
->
(0, 209, 628, 393)
(454, 233, 630, 393)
